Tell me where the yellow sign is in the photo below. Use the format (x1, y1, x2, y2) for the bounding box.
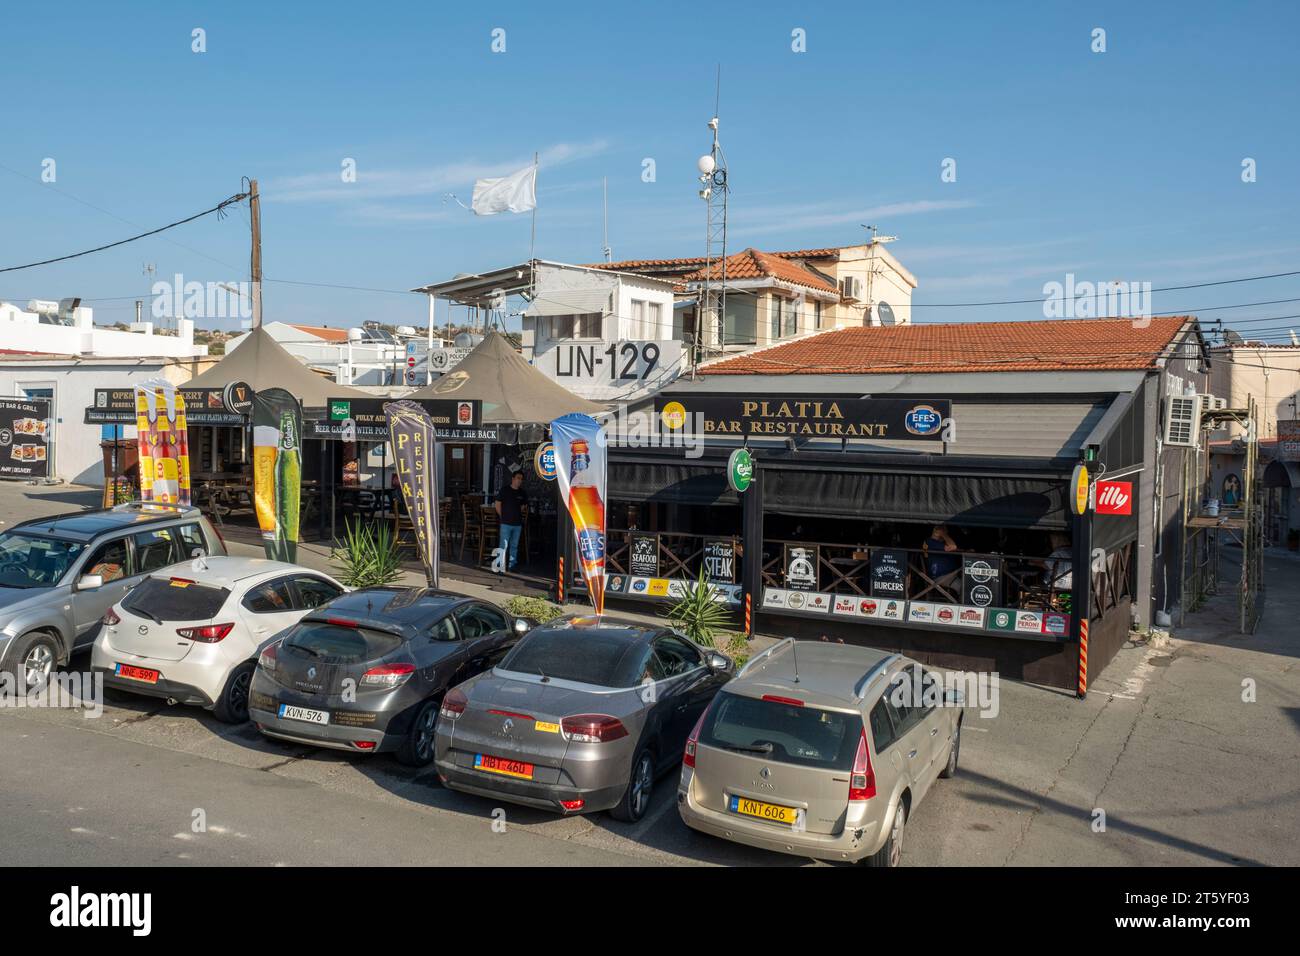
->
(646, 578, 670, 596)
(1070, 464, 1090, 515)
(660, 401, 686, 431)
(534, 721, 560, 734)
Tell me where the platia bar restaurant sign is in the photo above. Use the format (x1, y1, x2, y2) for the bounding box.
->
(656, 395, 951, 440)
(1095, 480, 1133, 516)
(1069, 463, 1090, 515)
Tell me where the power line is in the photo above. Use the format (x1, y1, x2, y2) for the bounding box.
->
(0, 193, 249, 274)
(909, 269, 1300, 308)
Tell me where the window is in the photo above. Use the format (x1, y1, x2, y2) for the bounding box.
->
(722, 298, 756, 345)
(84, 538, 127, 583)
(430, 616, 460, 642)
(814, 300, 823, 330)
(883, 666, 925, 734)
(653, 634, 703, 676)
(132, 529, 178, 575)
(869, 699, 897, 752)
(783, 298, 797, 337)
(243, 577, 294, 613)
(176, 524, 208, 559)
(769, 297, 781, 340)
(124, 578, 230, 622)
(647, 301, 662, 338)
(0, 532, 84, 588)
(549, 313, 602, 340)
(284, 621, 401, 662)
(700, 693, 862, 770)
(291, 576, 343, 610)
(633, 645, 667, 683)
(455, 603, 508, 639)
(630, 299, 646, 338)
(500, 630, 649, 688)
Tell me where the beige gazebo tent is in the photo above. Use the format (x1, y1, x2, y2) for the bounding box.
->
(186, 326, 371, 405)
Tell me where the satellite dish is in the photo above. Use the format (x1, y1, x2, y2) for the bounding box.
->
(877, 302, 897, 326)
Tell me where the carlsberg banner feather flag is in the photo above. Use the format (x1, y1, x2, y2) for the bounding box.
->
(253, 387, 301, 563)
(386, 400, 441, 586)
(551, 413, 606, 614)
(134, 380, 191, 505)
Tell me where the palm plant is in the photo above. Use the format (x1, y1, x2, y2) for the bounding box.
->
(663, 566, 732, 646)
(330, 518, 403, 589)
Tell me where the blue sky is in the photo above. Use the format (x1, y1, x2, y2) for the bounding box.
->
(2, 1, 1298, 339)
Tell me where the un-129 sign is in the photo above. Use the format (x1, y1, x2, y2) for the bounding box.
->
(546, 340, 681, 383)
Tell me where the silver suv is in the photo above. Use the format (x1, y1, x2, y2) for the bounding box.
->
(0, 503, 226, 691)
(677, 639, 963, 866)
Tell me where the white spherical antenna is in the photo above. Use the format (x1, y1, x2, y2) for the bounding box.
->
(697, 154, 716, 176)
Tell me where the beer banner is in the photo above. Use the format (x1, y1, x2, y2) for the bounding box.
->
(551, 413, 607, 614)
(385, 400, 441, 586)
(133, 380, 191, 504)
(253, 388, 301, 562)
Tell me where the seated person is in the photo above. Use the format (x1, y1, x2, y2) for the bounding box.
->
(923, 524, 961, 580)
(1037, 533, 1073, 612)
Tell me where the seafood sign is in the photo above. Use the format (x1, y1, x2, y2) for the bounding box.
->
(253, 387, 301, 562)
(551, 413, 607, 615)
(133, 381, 190, 504)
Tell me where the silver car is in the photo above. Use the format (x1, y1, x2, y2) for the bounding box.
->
(677, 639, 963, 866)
(0, 503, 226, 691)
(435, 615, 733, 822)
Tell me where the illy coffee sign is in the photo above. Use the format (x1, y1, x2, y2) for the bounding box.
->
(1095, 480, 1133, 516)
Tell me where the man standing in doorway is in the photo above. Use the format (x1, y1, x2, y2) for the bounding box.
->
(494, 469, 528, 573)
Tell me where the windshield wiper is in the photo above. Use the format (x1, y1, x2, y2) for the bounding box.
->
(287, 643, 321, 658)
(725, 742, 775, 755)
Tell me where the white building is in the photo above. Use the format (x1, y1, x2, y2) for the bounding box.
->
(225, 321, 446, 387)
(0, 299, 207, 358)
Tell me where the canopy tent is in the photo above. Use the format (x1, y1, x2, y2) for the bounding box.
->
(406, 330, 605, 425)
(186, 326, 371, 405)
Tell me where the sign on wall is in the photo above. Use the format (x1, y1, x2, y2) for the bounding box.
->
(961, 556, 1003, 608)
(1095, 480, 1134, 515)
(1278, 420, 1300, 462)
(784, 544, 819, 591)
(0, 397, 51, 479)
(628, 532, 660, 577)
(310, 398, 488, 442)
(539, 340, 683, 399)
(702, 537, 737, 583)
(869, 548, 908, 598)
(87, 384, 251, 426)
(655, 395, 951, 440)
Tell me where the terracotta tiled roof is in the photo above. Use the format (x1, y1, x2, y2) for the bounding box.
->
(587, 246, 850, 273)
(290, 324, 349, 343)
(700, 316, 1197, 375)
(680, 248, 839, 294)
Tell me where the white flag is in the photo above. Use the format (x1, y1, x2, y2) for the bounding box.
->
(471, 164, 537, 216)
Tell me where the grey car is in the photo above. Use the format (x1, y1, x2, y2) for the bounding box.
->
(434, 615, 733, 822)
(677, 639, 964, 866)
(0, 503, 226, 691)
(249, 587, 529, 766)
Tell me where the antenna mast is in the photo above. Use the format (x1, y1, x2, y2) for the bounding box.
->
(694, 67, 728, 373)
(602, 177, 611, 263)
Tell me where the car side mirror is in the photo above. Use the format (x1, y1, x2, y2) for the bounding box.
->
(707, 652, 732, 672)
(513, 618, 531, 635)
(76, 574, 104, 592)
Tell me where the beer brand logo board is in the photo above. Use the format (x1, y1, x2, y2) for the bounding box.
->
(551, 413, 608, 614)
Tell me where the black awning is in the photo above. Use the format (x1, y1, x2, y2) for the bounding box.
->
(610, 461, 739, 507)
(763, 468, 1067, 529)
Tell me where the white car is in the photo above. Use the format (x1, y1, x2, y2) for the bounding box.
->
(92, 556, 346, 723)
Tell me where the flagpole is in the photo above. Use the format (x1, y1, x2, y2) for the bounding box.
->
(529, 152, 538, 300)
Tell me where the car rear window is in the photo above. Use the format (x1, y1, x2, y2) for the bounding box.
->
(699, 692, 862, 770)
(123, 576, 230, 622)
(500, 630, 647, 688)
(283, 621, 402, 663)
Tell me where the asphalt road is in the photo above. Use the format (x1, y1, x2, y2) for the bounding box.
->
(1, 484, 1296, 867)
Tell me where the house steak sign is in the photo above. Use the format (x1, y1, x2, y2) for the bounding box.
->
(656, 395, 951, 440)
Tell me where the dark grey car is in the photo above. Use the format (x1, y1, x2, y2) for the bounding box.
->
(249, 587, 527, 766)
(434, 616, 733, 822)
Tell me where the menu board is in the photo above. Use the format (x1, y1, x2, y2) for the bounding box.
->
(702, 537, 737, 583)
(628, 533, 659, 577)
(0, 398, 51, 479)
(961, 556, 1003, 608)
(869, 548, 908, 598)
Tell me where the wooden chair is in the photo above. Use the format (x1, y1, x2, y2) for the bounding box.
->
(391, 500, 419, 557)
(479, 507, 501, 566)
(459, 497, 482, 560)
(439, 499, 453, 549)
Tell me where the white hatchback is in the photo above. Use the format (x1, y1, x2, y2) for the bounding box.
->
(92, 556, 346, 722)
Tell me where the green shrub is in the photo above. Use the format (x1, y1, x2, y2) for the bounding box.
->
(504, 594, 564, 623)
(330, 519, 403, 589)
(663, 567, 732, 646)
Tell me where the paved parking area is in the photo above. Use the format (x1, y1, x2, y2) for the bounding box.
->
(1, 484, 1295, 866)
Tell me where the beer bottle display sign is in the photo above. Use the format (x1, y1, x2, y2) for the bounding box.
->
(133, 380, 191, 505)
(551, 413, 607, 615)
(253, 387, 302, 562)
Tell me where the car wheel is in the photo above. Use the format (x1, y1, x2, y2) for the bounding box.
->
(866, 800, 906, 868)
(396, 698, 439, 767)
(939, 718, 961, 779)
(213, 661, 255, 723)
(5, 631, 59, 692)
(610, 748, 655, 823)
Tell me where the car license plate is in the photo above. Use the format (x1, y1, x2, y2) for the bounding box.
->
(114, 663, 159, 684)
(474, 753, 534, 780)
(278, 704, 330, 725)
(729, 795, 801, 826)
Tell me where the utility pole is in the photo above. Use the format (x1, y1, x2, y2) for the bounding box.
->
(249, 178, 263, 329)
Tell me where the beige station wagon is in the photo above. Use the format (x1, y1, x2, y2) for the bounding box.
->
(677, 639, 963, 866)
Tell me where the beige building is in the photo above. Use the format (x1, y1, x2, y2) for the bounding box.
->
(1209, 343, 1300, 438)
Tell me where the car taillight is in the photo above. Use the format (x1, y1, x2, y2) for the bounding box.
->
(353, 741, 376, 750)
(559, 799, 585, 812)
(102, 608, 121, 626)
(176, 622, 234, 643)
(561, 714, 628, 743)
(683, 705, 711, 768)
(258, 643, 279, 672)
(440, 688, 468, 719)
(762, 694, 804, 707)
(360, 662, 415, 688)
(849, 729, 876, 802)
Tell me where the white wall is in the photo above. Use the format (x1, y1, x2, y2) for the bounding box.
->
(0, 302, 206, 358)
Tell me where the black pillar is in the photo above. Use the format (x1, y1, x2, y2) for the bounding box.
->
(741, 463, 764, 637)
(1071, 502, 1094, 698)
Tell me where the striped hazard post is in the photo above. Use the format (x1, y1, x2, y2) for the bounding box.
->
(1077, 618, 1089, 698)
(744, 591, 753, 636)
(556, 556, 565, 604)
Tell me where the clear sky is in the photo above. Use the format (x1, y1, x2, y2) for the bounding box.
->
(2, 1, 1298, 341)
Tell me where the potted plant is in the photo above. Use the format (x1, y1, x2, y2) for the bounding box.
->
(663, 566, 732, 646)
(330, 519, 403, 589)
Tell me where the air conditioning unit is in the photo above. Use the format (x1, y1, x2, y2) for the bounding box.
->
(1198, 394, 1227, 413)
(840, 276, 863, 301)
(1164, 395, 1201, 447)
